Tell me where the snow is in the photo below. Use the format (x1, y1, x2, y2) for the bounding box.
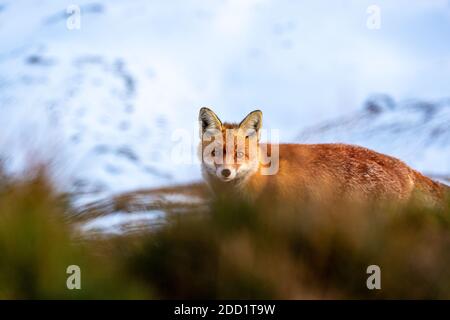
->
(80, 210, 166, 235)
(297, 96, 450, 177)
(1, 0, 449, 205)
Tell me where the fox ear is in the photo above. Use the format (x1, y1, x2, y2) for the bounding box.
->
(239, 110, 262, 138)
(199, 107, 222, 136)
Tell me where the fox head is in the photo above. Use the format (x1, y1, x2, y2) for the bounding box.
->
(199, 107, 262, 183)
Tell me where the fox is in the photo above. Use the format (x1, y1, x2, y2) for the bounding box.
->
(198, 107, 449, 205)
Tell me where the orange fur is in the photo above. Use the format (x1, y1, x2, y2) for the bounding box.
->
(199, 108, 449, 205)
(248, 143, 447, 204)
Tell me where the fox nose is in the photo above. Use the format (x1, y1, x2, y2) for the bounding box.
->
(221, 169, 231, 178)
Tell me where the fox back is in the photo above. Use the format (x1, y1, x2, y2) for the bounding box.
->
(198, 107, 448, 205)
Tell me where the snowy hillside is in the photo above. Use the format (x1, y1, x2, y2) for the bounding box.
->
(1, 0, 449, 205)
(0, 0, 205, 200)
(297, 95, 450, 183)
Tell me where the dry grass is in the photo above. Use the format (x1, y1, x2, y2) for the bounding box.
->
(0, 165, 449, 299)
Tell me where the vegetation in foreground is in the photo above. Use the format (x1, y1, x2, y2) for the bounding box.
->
(0, 167, 449, 299)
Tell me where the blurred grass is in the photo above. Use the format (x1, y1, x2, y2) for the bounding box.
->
(0, 164, 449, 299)
(0, 166, 149, 299)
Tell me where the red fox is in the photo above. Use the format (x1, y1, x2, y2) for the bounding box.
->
(199, 107, 449, 205)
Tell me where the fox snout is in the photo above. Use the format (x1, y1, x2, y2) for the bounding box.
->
(216, 166, 236, 181)
(221, 168, 231, 177)
(204, 149, 250, 182)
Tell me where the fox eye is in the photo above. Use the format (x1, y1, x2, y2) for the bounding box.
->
(237, 151, 245, 159)
(212, 149, 222, 157)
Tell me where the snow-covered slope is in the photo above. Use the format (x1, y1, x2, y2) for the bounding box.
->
(297, 95, 450, 182)
(1, 0, 449, 205)
(0, 0, 204, 200)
